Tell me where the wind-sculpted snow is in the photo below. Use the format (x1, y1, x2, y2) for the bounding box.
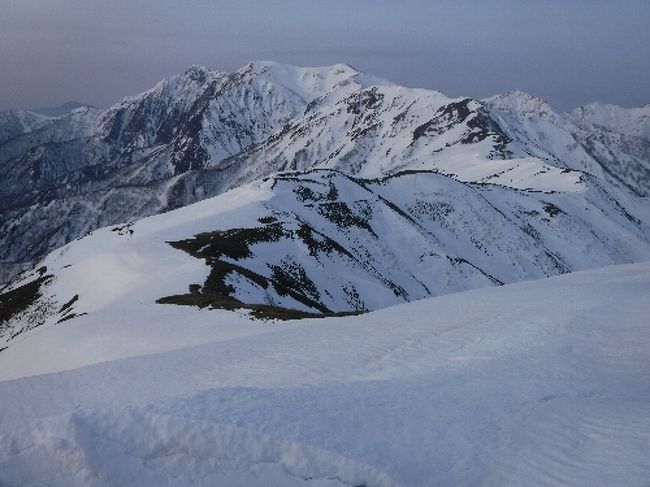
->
(2, 62, 648, 284)
(0, 409, 398, 487)
(2, 168, 649, 345)
(1, 263, 649, 485)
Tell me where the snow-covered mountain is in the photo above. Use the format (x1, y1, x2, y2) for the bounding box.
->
(1, 61, 648, 285)
(569, 102, 650, 140)
(2, 166, 649, 348)
(31, 101, 94, 117)
(486, 91, 650, 197)
(0, 109, 54, 146)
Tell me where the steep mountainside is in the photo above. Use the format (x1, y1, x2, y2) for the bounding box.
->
(1, 62, 648, 285)
(2, 168, 649, 348)
(485, 91, 650, 197)
(569, 102, 650, 139)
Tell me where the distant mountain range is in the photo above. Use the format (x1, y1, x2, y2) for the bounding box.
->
(1, 61, 649, 338)
(31, 101, 95, 117)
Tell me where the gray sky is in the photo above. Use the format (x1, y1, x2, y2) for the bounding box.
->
(1, 0, 648, 111)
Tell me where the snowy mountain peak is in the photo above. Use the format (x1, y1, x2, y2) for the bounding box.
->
(232, 60, 389, 105)
(484, 90, 556, 118)
(180, 64, 215, 82)
(112, 64, 219, 111)
(568, 101, 650, 140)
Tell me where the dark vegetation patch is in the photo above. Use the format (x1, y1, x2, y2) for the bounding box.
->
(522, 223, 542, 241)
(361, 169, 440, 185)
(408, 200, 454, 223)
(318, 201, 376, 236)
(158, 218, 364, 320)
(543, 250, 571, 274)
(449, 257, 503, 285)
(543, 202, 564, 217)
(0, 272, 53, 324)
(294, 180, 339, 203)
(269, 260, 323, 310)
(58, 294, 78, 314)
(295, 223, 354, 259)
(55, 294, 85, 324)
(111, 223, 134, 236)
(346, 88, 384, 114)
(57, 312, 87, 324)
(169, 223, 286, 260)
(412, 99, 473, 141)
(158, 292, 363, 321)
(412, 99, 511, 157)
(342, 283, 365, 310)
(257, 215, 278, 224)
(349, 118, 380, 141)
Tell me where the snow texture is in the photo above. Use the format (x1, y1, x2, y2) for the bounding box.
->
(1, 263, 649, 486)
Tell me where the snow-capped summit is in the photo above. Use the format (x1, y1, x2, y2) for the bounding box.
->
(484, 89, 556, 119)
(235, 60, 385, 99)
(484, 91, 650, 197)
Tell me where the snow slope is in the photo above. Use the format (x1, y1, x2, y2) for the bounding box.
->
(1, 262, 649, 486)
(2, 167, 649, 350)
(485, 91, 650, 197)
(569, 102, 650, 140)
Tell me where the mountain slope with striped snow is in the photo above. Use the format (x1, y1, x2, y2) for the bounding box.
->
(2, 167, 649, 351)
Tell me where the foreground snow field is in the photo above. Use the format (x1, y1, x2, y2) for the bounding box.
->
(1, 262, 649, 486)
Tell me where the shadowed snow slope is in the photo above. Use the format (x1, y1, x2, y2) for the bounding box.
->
(1, 262, 649, 486)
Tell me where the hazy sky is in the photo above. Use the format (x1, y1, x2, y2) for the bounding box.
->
(1, 0, 648, 111)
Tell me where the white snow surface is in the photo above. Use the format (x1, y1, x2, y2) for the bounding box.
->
(1, 262, 649, 486)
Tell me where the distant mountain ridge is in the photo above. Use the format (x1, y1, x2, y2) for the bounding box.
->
(31, 101, 94, 117)
(1, 61, 649, 286)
